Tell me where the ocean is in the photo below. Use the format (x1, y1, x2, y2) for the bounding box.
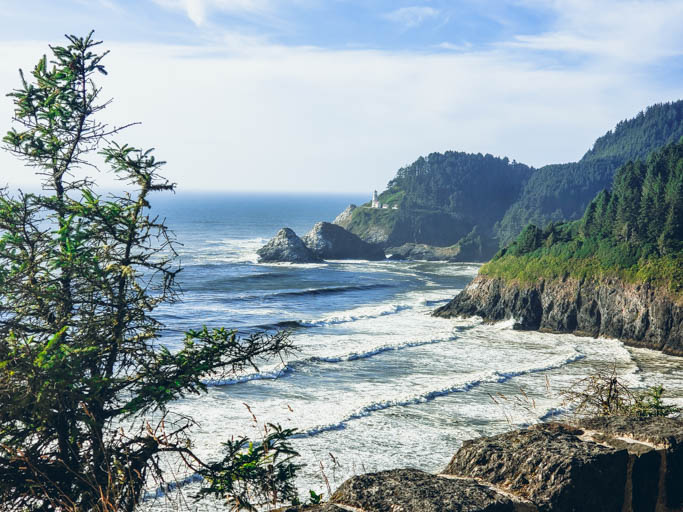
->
(143, 193, 683, 510)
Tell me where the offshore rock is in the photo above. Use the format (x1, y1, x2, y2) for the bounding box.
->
(332, 204, 356, 229)
(444, 423, 628, 512)
(257, 228, 323, 263)
(302, 222, 385, 261)
(433, 275, 683, 356)
(330, 468, 516, 512)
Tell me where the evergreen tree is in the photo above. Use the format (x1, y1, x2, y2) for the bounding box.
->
(0, 33, 299, 511)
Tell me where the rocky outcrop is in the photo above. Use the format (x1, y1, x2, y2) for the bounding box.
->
(447, 418, 683, 512)
(281, 416, 683, 512)
(332, 204, 356, 229)
(302, 222, 385, 261)
(434, 275, 683, 356)
(387, 243, 465, 262)
(329, 469, 517, 512)
(257, 228, 322, 263)
(445, 423, 628, 512)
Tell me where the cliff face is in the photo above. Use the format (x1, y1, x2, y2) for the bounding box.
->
(434, 275, 683, 356)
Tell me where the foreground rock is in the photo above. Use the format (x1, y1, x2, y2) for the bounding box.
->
(445, 423, 628, 512)
(302, 222, 385, 261)
(434, 275, 683, 356)
(330, 469, 516, 512)
(257, 228, 322, 263)
(447, 418, 683, 512)
(280, 416, 683, 512)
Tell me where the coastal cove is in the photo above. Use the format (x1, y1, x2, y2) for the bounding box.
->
(143, 193, 683, 509)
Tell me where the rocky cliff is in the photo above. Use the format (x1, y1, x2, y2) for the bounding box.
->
(433, 275, 683, 356)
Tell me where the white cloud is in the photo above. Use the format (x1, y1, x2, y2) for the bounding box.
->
(384, 6, 439, 28)
(508, 0, 683, 62)
(0, 38, 679, 194)
(153, 0, 274, 26)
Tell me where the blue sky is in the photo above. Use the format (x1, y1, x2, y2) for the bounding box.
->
(1, 0, 682, 192)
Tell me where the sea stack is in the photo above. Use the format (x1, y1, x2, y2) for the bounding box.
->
(257, 228, 323, 263)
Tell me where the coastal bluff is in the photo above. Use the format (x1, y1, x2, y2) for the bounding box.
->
(278, 416, 683, 512)
(433, 275, 683, 356)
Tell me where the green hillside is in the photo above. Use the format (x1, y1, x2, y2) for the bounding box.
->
(482, 138, 683, 296)
(496, 101, 683, 245)
(344, 151, 533, 251)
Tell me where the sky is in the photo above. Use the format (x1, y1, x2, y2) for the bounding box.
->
(0, 0, 682, 194)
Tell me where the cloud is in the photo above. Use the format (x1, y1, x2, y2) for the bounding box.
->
(384, 6, 439, 28)
(1, 37, 679, 194)
(153, 0, 274, 26)
(507, 0, 683, 63)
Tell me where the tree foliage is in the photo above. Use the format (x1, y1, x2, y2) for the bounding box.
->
(496, 100, 683, 245)
(387, 151, 533, 227)
(484, 139, 683, 295)
(0, 32, 298, 511)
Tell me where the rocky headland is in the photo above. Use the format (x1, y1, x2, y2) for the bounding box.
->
(280, 415, 683, 512)
(433, 275, 683, 356)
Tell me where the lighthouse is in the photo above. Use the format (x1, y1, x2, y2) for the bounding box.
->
(371, 190, 380, 208)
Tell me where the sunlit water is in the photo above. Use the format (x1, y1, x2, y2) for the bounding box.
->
(140, 193, 683, 510)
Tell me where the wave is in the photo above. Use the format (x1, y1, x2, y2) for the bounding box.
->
(201, 335, 458, 387)
(274, 284, 392, 298)
(311, 335, 457, 363)
(302, 303, 412, 327)
(228, 283, 393, 303)
(296, 351, 585, 438)
(144, 473, 203, 501)
(203, 365, 293, 386)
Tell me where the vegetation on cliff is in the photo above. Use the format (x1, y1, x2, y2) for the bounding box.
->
(482, 138, 683, 296)
(344, 101, 683, 255)
(496, 101, 683, 245)
(344, 152, 532, 251)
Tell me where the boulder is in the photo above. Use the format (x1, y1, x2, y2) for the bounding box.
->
(257, 228, 323, 263)
(445, 418, 683, 512)
(302, 222, 385, 261)
(444, 423, 629, 512)
(577, 415, 683, 511)
(330, 468, 516, 512)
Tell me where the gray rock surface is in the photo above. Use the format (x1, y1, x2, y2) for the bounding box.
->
(279, 416, 683, 512)
(332, 204, 356, 229)
(433, 275, 683, 356)
(330, 468, 515, 512)
(577, 416, 683, 510)
(302, 222, 385, 261)
(257, 228, 323, 263)
(387, 243, 465, 262)
(444, 423, 628, 512)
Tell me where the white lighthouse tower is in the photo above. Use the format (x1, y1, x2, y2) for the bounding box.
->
(371, 190, 380, 208)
